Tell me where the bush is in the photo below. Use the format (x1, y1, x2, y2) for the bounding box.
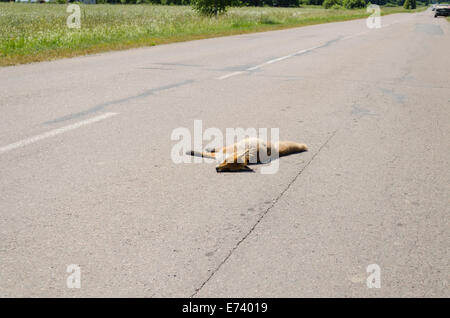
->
(343, 0, 366, 8)
(191, 0, 230, 16)
(301, 0, 324, 4)
(323, 0, 342, 8)
(250, 0, 300, 6)
(274, 0, 300, 6)
(403, 0, 415, 8)
(331, 3, 343, 8)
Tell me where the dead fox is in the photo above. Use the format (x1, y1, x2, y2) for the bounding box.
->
(187, 137, 307, 172)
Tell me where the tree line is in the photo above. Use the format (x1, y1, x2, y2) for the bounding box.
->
(1, 0, 428, 5)
(87, 0, 427, 5)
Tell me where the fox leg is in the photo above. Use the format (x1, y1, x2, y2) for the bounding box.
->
(205, 147, 217, 153)
(220, 144, 245, 160)
(186, 150, 216, 159)
(205, 144, 234, 154)
(216, 149, 252, 172)
(206, 141, 239, 153)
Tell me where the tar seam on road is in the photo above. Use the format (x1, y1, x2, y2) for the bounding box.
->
(190, 129, 339, 297)
(43, 79, 194, 125)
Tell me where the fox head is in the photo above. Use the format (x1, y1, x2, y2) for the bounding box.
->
(215, 150, 253, 173)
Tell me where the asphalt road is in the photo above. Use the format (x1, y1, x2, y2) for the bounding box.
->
(0, 9, 449, 297)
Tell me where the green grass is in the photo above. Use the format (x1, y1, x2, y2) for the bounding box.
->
(0, 4, 425, 66)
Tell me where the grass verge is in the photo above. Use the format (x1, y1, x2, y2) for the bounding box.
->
(0, 4, 426, 67)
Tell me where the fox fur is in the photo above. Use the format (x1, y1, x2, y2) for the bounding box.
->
(186, 137, 307, 172)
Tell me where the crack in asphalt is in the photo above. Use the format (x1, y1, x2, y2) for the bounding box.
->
(190, 129, 339, 297)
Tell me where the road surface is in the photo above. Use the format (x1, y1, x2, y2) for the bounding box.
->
(0, 9, 449, 297)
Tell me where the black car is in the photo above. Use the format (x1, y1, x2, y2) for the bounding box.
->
(435, 6, 450, 17)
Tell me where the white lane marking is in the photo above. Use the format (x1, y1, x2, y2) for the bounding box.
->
(294, 45, 320, 54)
(216, 71, 244, 80)
(0, 112, 118, 154)
(342, 31, 367, 40)
(246, 63, 266, 71)
(216, 44, 321, 80)
(216, 15, 409, 81)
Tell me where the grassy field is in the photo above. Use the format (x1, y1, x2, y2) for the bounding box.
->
(0, 4, 425, 66)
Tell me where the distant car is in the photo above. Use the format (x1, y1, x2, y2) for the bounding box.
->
(435, 5, 450, 17)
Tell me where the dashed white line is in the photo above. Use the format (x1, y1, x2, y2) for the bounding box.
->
(266, 55, 292, 64)
(342, 31, 368, 40)
(246, 63, 265, 71)
(0, 112, 118, 154)
(216, 71, 245, 80)
(217, 17, 412, 81)
(216, 44, 321, 80)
